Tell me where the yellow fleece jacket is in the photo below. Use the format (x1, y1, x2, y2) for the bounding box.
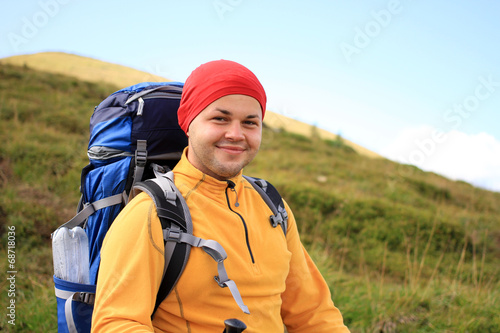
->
(92, 152, 349, 333)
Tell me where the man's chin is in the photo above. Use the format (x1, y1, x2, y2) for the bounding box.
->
(213, 152, 256, 176)
(213, 161, 247, 179)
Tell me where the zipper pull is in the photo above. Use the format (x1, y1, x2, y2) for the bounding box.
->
(137, 97, 145, 116)
(227, 180, 240, 207)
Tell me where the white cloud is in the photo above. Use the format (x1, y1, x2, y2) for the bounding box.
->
(381, 125, 500, 192)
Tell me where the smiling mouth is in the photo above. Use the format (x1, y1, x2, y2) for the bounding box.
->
(217, 145, 246, 154)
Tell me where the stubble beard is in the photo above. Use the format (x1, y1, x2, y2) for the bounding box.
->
(189, 141, 258, 180)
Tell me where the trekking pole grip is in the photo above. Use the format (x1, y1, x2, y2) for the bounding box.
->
(223, 318, 247, 332)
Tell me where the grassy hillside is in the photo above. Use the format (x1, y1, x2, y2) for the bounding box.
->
(0, 63, 499, 332)
(2, 52, 380, 158)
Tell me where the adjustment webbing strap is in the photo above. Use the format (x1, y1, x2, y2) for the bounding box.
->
(215, 278, 250, 315)
(54, 287, 74, 299)
(163, 230, 250, 314)
(57, 193, 124, 230)
(133, 140, 148, 187)
(55, 287, 95, 333)
(65, 295, 77, 333)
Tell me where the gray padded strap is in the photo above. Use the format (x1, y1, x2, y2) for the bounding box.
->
(150, 177, 178, 205)
(164, 171, 193, 234)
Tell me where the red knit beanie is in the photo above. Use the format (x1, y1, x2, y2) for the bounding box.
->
(178, 60, 267, 134)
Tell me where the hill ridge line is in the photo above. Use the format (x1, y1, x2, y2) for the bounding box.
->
(1, 51, 380, 158)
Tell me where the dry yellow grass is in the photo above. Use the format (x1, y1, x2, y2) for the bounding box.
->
(264, 111, 381, 158)
(1, 51, 381, 158)
(2, 52, 168, 88)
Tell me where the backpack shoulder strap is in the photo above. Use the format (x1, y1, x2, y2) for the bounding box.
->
(130, 165, 249, 317)
(242, 176, 288, 236)
(131, 171, 190, 316)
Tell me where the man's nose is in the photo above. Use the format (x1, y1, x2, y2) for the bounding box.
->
(225, 122, 245, 141)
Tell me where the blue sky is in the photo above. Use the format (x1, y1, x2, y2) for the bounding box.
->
(2, 0, 500, 191)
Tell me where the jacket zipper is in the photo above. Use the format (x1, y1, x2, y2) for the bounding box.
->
(226, 181, 255, 264)
(136, 92, 182, 116)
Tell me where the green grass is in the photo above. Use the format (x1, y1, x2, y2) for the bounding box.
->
(0, 62, 499, 332)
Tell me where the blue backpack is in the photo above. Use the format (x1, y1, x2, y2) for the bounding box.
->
(52, 82, 289, 333)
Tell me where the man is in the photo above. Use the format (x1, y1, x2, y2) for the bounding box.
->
(92, 60, 349, 332)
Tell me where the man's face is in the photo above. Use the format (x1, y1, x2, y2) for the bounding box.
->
(186, 94, 262, 180)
